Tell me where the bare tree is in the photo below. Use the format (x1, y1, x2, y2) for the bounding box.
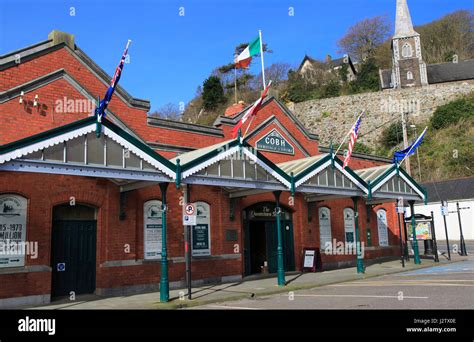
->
(251, 62, 292, 90)
(149, 102, 182, 121)
(337, 15, 391, 61)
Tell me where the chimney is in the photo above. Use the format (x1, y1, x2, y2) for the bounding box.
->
(224, 101, 246, 117)
(48, 30, 75, 50)
(325, 54, 332, 63)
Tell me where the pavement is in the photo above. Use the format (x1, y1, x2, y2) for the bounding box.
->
(27, 253, 471, 310)
(192, 258, 474, 310)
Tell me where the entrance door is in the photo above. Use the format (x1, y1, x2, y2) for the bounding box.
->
(51, 205, 97, 298)
(244, 202, 295, 276)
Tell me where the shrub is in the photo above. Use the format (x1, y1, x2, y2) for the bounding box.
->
(430, 94, 474, 130)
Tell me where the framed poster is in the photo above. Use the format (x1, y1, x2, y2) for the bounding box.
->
(406, 221, 432, 240)
(0, 194, 28, 268)
(143, 200, 162, 259)
(376, 209, 389, 246)
(192, 202, 211, 256)
(318, 207, 332, 248)
(343, 208, 355, 243)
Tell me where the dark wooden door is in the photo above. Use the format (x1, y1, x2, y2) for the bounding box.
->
(51, 220, 96, 297)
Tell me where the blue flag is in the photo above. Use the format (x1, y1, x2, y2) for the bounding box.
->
(96, 40, 131, 119)
(393, 127, 427, 163)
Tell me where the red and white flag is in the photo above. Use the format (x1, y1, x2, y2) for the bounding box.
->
(231, 80, 272, 138)
(343, 115, 362, 169)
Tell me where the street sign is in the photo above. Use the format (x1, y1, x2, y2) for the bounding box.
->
(396, 206, 405, 214)
(440, 205, 448, 216)
(183, 203, 196, 225)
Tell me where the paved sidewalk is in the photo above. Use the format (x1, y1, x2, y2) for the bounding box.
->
(29, 255, 469, 310)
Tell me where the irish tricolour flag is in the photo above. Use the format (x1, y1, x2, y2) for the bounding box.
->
(234, 35, 261, 69)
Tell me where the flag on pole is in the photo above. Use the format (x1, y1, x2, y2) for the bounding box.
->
(234, 35, 261, 69)
(96, 39, 132, 119)
(342, 115, 362, 169)
(231, 80, 272, 138)
(393, 126, 427, 163)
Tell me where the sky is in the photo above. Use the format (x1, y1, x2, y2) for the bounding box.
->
(1, 0, 473, 112)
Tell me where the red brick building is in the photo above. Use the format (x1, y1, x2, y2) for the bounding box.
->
(0, 31, 426, 307)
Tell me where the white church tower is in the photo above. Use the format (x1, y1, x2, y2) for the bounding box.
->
(391, 0, 428, 88)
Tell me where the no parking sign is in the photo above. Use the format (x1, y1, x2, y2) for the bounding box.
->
(183, 203, 196, 225)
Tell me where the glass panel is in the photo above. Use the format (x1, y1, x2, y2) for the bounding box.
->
(87, 133, 105, 165)
(319, 169, 328, 186)
(44, 143, 64, 162)
(233, 159, 244, 178)
(388, 178, 394, 192)
(207, 162, 219, 175)
(143, 161, 155, 171)
(335, 170, 343, 187)
(256, 165, 267, 181)
(244, 160, 255, 179)
(106, 138, 123, 167)
(66, 137, 84, 163)
(125, 151, 141, 169)
(220, 159, 231, 177)
(25, 150, 42, 160)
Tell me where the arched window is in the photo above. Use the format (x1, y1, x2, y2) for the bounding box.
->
(407, 71, 414, 80)
(318, 207, 332, 248)
(376, 209, 389, 246)
(143, 200, 163, 260)
(0, 194, 28, 268)
(193, 202, 211, 256)
(402, 43, 413, 58)
(343, 208, 355, 243)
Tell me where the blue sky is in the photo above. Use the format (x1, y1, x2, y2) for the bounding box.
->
(1, 0, 472, 112)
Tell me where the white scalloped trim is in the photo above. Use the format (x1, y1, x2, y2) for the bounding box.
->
(103, 127, 175, 179)
(334, 162, 369, 194)
(371, 169, 396, 193)
(0, 123, 175, 180)
(0, 124, 95, 164)
(181, 145, 240, 179)
(295, 159, 331, 188)
(241, 148, 291, 188)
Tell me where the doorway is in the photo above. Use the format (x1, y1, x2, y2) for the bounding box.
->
(244, 202, 295, 276)
(51, 204, 97, 298)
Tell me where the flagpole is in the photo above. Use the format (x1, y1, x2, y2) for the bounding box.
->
(398, 126, 427, 167)
(335, 111, 363, 156)
(259, 30, 266, 89)
(234, 65, 238, 104)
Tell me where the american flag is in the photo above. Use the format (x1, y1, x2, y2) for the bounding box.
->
(97, 40, 132, 118)
(343, 115, 362, 169)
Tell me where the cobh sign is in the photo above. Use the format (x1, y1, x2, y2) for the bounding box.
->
(256, 129, 294, 155)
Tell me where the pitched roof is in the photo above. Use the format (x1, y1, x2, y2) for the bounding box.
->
(297, 54, 357, 75)
(427, 60, 474, 84)
(422, 177, 474, 202)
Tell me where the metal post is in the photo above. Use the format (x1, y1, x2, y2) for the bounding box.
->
(159, 182, 169, 302)
(442, 201, 451, 261)
(183, 184, 192, 299)
(401, 111, 411, 175)
(430, 211, 439, 262)
(409, 201, 421, 264)
(273, 191, 285, 286)
(403, 213, 410, 261)
(352, 197, 365, 273)
(397, 211, 405, 267)
(457, 202, 468, 256)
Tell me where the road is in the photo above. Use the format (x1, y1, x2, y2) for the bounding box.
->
(190, 259, 474, 310)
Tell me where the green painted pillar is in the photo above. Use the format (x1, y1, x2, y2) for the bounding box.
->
(273, 190, 285, 286)
(409, 200, 421, 264)
(159, 182, 170, 302)
(352, 197, 365, 273)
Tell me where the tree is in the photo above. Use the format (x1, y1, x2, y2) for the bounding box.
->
(337, 15, 391, 61)
(149, 102, 182, 121)
(250, 62, 291, 90)
(202, 76, 226, 110)
(417, 10, 474, 64)
(349, 57, 380, 93)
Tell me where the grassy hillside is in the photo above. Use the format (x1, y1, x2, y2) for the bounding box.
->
(385, 92, 474, 183)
